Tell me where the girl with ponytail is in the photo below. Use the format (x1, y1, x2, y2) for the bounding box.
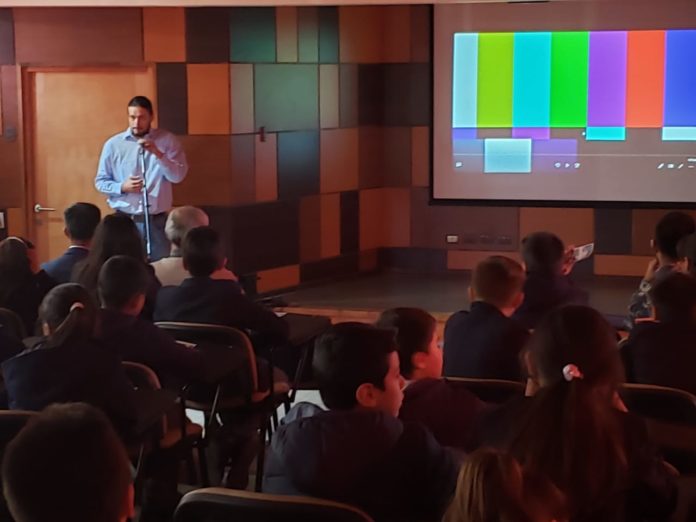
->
(481, 305, 676, 522)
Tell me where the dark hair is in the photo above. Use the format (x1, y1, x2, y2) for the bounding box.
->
(650, 272, 696, 324)
(521, 232, 565, 274)
(38, 283, 97, 349)
(73, 214, 144, 296)
(98, 255, 150, 310)
(677, 233, 696, 277)
(127, 95, 153, 115)
(313, 322, 397, 410)
(523, 470, 569, 522)
(510, 305, 626, 517)
(0, 238, 33, 306)
(2, 403, 131, 522)
(376, 308, 436, 379)
(182, 226, 223, 277)
(472, 256, 525, 308)
(64, 203, 101, 242)
(655, 211, 695, 261)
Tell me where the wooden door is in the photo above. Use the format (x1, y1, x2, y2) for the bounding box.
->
(26, 68, 156, 263)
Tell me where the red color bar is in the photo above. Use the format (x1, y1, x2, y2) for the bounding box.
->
(626, 30, 665, 128)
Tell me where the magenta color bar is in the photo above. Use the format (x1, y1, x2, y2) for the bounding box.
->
(587, 31, 628, 127)
(512, 128, 550, 140)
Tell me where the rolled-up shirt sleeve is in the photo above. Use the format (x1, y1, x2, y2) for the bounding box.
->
(95, 141, 122, 196)
(158, 135, 188, 184)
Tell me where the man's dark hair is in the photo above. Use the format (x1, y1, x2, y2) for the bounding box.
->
(2, 403, 132, 522)
(376, 308, 435, 379)
(650, 272, 696, 323)
(654, 211, 695, 261)
(473, 256, 525, 308)
(98, 255, 149, 310)
(521, 232, 565, 274)
(182, 226, 223, 277)
(64, 203, 101, 242)
(127, 96, 153, 115)
(313, 322, 397, 410)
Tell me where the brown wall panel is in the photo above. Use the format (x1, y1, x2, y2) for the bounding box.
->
(143, 8, 185, 63)
(320, 193, 341, 259)
(384, 187, 411, 247)
(0, 9, 15, 65)
(276, 7, 299, 63)
(299, 195, 321, 262)
(411, 126, 429, 187)
(359, 249, 378, 272)
(0, 66, 21, 208)
(359, 188, 384, 251)
(410, 5, 431, 63)
(319, 64, 339, 129)
(298, 7, 319, 63)
(1, 65, 17, 136)
(383, 126, 411, 187)
(594, 255, 654, 277)
(339, 6, 384, 63)
(448, 250, 523, 271)
(320, 128, 358, 194)
(230, 134, 256, 206)
(358, 126, 384, 189)
(174, 136, 232, 206)
(383, 5, 411, 63)
(255, 133, 278, 203)
(156, 63, 188, 136)
(339, 64, 358, 128)
(257, 265, 300, 293)
(187, 63, 230, 135)
(519, 208, 594, 247)
(230, 64, 255, 134)
(14, 8, 143, 65)
(185, 7, 230, 63)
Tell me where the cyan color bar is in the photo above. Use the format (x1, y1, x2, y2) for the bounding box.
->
(586, 127, 626, 141)
(513, 32, 551, 128)
(662, 127, 696, 141)
(452, 33, 479, 128)
(664, 30, 696, 127)
(484, 138, 532, 173)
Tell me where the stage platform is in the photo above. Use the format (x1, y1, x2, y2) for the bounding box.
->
(278, 272, 641, 328)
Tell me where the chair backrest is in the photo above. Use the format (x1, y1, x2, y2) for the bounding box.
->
(621, 383, 696, 425)
(0, 308, 26, 340)
(174, 488, 374, 522)
(444, 377, 525, 403)
(122, 361, 168, 436)
(155, 322, 259, 391)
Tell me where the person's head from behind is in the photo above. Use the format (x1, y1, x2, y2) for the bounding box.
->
(514, 305, 625, 515)
(165, 206, 209, 255)
(0, 238, 33, 302)
(521, 232, 565, 275)
(2, 403, 133, 522)
(375, 308, 442, 381)
(654, 211, 695, 264)
(38, 283, 96, 347)
(64, 203, 101, 246)
(470, 256, 525, 316)
(313, 322, 404, 417)
(442, 447, 529, 522)
(99, 256, 150, 316)
(127, 95, 153, 138)
(650, 272, 696, 324)
(182, 226, 225, 277)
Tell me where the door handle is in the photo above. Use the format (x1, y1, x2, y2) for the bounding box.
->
(33, 204, 56, 213)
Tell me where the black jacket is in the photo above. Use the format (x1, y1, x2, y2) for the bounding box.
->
(41, 246, 89, 284)
(0, 271, 55, 336)
(512, 271, 589, 329)
(444, 301, 529, 381)
(263, 409, 459, 522)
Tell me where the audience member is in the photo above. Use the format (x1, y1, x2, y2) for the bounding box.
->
(677, 232, 696, 278)
(264, 323, 459, 522)
(512, 232, 588, 329)
(623, 272, 696, 395)
(480, 306, 676, 522)
(0, 237, 55, 335)
(41, 202, 101, 284)
(444, 256, 529, 381)
(155, 226, 288, 344)
(628, 211, 694, 326)
(72, 213, 161, 319)
(151, 206, 237, 287)
(523, 470, 569, 522)
(2, 283, 138, 436)
(376, 307, 484, 451)
(2, 403, 133, 522)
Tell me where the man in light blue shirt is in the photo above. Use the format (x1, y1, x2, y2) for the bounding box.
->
(95, 96, 188, 261)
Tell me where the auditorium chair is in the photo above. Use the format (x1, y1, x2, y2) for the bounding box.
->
(0, 309, 26, 341)
(444, 376, 525, 403)
(174, 488, 374, 522)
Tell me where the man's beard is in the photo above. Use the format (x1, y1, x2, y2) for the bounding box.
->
(131, 127, 150, 138)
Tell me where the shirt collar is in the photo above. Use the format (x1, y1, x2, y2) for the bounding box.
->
(121, 128, 157, 141)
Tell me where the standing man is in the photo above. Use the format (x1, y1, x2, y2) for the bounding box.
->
(95, 96, 188, 261)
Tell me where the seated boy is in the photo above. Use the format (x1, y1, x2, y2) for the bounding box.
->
(376, 308, 485, 451)
(2, 403, 134, 522)
(512, 232, 588, 329)
(628, 211, 694, 326)
(263, 323, 459, 522)
(623, 272, 696, 395)
(444, 256, 529, 381)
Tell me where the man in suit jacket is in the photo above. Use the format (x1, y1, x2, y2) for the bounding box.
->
(444, 256, 529, 381)
(41, 202, 101, 284)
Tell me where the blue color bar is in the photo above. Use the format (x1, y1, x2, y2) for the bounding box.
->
(664, 30, 696, 127)
(484, 138, 532, 173)
(586, 127, 627, 141)
(513, 32, 551, 128)
(662, 127, 696, 141)
(452, 33, 479, 128)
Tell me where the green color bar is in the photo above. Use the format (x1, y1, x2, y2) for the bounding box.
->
(477, 33, 514, 128)
(550, 32, 589, 127)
